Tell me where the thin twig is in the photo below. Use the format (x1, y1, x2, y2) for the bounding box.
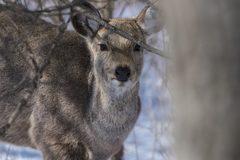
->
(133, 129, 139, 160)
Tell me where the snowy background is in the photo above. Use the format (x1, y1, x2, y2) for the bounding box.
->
(0, 1, 174, 160)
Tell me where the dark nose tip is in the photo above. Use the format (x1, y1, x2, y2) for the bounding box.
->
(115, 67, 130, 82)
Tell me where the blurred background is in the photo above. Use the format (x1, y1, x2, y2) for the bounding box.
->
(1, 0, 239, 160)
(0, 0, 173, 160)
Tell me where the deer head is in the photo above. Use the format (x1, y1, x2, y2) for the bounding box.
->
(71, 1, 165, 95)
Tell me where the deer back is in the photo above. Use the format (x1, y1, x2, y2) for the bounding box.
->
(0, 8, 91, 147)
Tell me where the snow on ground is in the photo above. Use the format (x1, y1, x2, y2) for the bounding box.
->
(0, 1, 174, 160)
(0, 143, 41, 160)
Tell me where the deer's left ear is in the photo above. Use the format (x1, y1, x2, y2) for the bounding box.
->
(135, 2, 166, 36)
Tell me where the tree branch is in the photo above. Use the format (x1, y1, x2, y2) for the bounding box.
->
(59, 0, 169, 59)
(1, 1, 169, 58)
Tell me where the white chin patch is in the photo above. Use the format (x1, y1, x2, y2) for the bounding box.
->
(111, 79, 132, 95)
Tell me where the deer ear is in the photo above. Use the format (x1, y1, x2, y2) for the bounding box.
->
(71, 1, 101, 41)
(135, 2, 166, 36)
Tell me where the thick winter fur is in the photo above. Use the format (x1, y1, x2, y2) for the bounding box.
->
(0, 2, 164, 160)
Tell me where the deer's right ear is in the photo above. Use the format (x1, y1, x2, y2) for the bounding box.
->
(71, 2, 101, 41)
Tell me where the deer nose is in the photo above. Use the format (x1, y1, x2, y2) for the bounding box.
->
(115, 67, 130, 82)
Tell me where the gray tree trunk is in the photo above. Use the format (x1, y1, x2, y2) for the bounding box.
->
(91, 0, 113, 19)
(166, 0, 240, 160)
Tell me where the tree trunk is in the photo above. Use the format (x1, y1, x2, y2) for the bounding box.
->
(166, 0, 240, 160)
(91, 0, 113, 19)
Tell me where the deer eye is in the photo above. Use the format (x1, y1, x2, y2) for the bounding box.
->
(134, 44, 141, 51)
(99, 44, 108, 51)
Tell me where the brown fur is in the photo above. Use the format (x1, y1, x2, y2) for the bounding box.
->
(0, 2, 164, 160)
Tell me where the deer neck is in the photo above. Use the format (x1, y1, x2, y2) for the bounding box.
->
(88, 73, 141, 140)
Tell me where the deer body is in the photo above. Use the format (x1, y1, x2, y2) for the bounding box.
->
(0, 2, 164, 160)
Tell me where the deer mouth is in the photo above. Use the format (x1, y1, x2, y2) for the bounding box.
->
(110, 77, 131, 83)
(111, 78, 133, 89)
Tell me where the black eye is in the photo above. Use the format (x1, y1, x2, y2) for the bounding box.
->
(99, 44, 108, 51)
(134, 44, 141, 51)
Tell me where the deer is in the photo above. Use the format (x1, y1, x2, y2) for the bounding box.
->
(0, 1, 165, 160)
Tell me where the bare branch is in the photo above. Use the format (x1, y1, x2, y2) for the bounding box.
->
(59, 0, 169, 59)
